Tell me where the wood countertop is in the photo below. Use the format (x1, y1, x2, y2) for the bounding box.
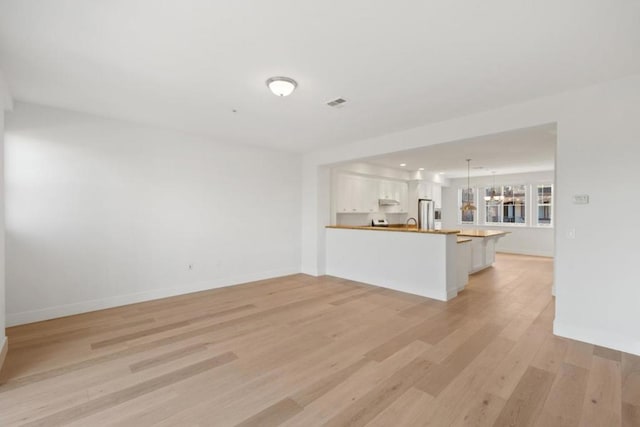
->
(457, 237, 472, 244)
(326, 225, 460, 235)
(457, 229, 511, 238)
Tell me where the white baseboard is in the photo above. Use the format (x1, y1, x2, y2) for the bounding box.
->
(6, 266, 300, 327)
(496, 248, 554, 258)
(554, 319, 640, 356)
(0, 336, 7, 374)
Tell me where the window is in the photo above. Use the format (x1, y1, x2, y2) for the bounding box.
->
(536, 184, 553, 226)
(484, 186, 503, 223)
(483, 184, 526, 225)
(459, 188, 477, 224)
(503, 185, 526, 224)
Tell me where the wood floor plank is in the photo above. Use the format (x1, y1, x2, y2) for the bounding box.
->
(290, 358, 370, 407)
(414, 335, 516, 426)
(90, 320, 192, 349)
(622, 352, 640, 406)
(450, 392, 506, 427)
(415, 323, 505, 398)
(483, 325, 548, 400)
(622, 402, 640, 427)
(323, 356, 433, 427)
(492, 366, 555, 427)
(580, 355, 623, 426)
(329, 288, 385, 306)
(0, 254, 633, 427)
(279, 341, 431, 427)
(564, 339, 594, 370)
(530, 333, 569, 374)
(362, 319, 435, 362)
(234, 398, 303, 427)
(128, 343, 208, 373)
(10, 317, 156, 351)
(0, 286, 345, 390)
(365, 387, 434, 427)
(19, 352, 237, 427)
(534, 362, 589, 427)
(594, 345, 623, 362)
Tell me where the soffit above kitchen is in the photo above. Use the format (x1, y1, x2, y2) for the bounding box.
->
(0, 1, 638, 152)
(362, 124, 556, 178)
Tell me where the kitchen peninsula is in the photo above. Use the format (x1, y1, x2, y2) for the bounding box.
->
(325, 225, 508, 301)
(457, 229, 510, 273)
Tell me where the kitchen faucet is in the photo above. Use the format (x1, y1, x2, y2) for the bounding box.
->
(406, 217, 417, 227)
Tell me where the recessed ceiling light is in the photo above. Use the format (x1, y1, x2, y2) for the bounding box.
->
(418, 167, 425, 171)
(439, 172, 445, 174)
(400, 163, 406, 167)
(266, 77, 297, 97)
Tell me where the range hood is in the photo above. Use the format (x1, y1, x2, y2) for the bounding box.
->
(378, 198, 400, 206)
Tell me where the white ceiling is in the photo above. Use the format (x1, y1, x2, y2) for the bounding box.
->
(0, 1, 638, 152)
(363, 124, 556, 178)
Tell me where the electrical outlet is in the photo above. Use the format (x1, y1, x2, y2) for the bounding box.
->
(188, 264, 193, 270)
(567, 228, 576, 239)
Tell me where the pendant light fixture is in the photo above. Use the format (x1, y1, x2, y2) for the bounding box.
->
(484, 171, 503, 204)
(461, 159, 477, 212)
(266, 76, 298, 97)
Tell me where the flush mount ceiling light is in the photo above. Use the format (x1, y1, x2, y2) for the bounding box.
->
(266, 77, 297, 97)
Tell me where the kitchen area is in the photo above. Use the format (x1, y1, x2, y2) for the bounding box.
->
(326, 162, 508, 301)
(324, 125, 555, 301)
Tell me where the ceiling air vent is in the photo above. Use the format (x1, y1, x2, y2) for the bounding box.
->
(326, 98, 347, 108)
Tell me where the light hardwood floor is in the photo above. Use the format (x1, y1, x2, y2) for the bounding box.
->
(0, 254, 638, 426)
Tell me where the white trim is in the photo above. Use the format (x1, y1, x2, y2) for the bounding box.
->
(6, 267, 300, 327)
(534, 183, 554, 228)
(554, 319, 640, 357)
(446, 289, 459, 301)
(496, 249, 554, 258)
(0, 337, 7, 373)
(483, 222, 529, 228)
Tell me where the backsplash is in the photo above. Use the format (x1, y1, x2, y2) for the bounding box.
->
(336, 212, 409, 226)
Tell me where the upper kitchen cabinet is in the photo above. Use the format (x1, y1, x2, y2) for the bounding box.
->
(334, 173, 409, 214)
(335, 173, 378, 213)
(416, 181, 442, 208)
(379, 180, 408, 213)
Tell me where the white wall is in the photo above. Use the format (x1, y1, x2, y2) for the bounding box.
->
(5, 103, 302, 326)
(441, 171, 555, 257)
(302, 74, 640, 356)
(0, 112, 5, 340)
(0, 70, 11, 348)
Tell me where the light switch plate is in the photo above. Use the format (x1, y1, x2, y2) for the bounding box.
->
(573, 194, 589, 204)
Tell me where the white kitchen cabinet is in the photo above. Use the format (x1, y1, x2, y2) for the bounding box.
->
(335, 173, 409, 214)
(433, 184, 442, 208)
(378, 179, 408, 213)
(335, 174, 378, 213)
(378, 180, 393, 200)
(417, 181, 442, 208)
(361, 177, 379, 213)
(394, 181, 409, 213)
